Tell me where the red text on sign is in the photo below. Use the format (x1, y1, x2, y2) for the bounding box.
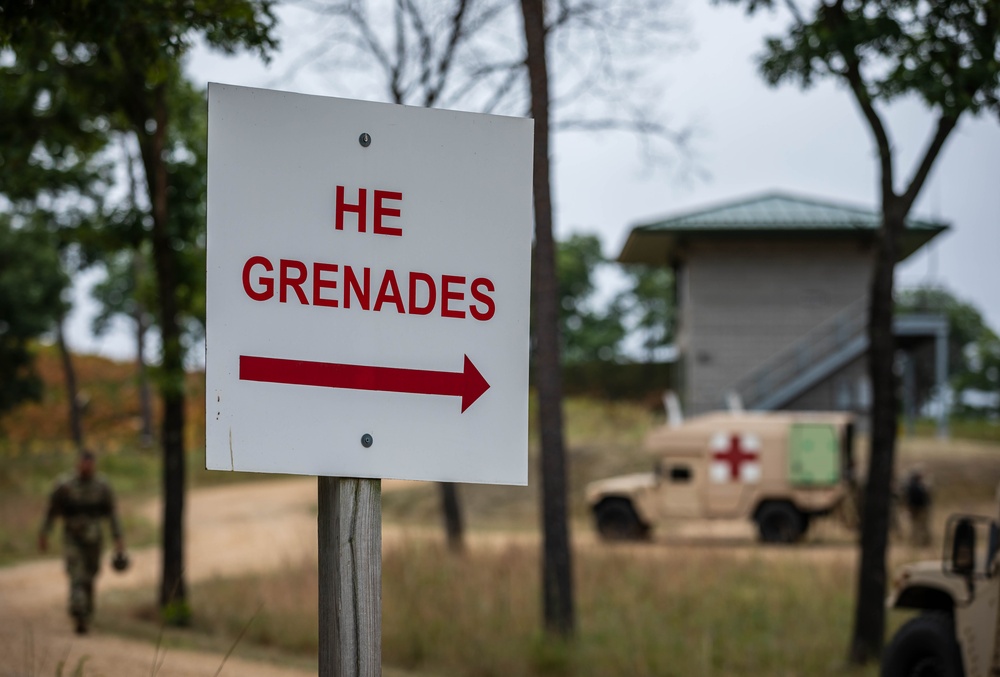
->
(241, 256, 496, 321)
(335, 186, 403, 236)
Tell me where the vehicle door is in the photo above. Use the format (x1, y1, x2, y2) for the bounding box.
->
(654, 454, 703, 518)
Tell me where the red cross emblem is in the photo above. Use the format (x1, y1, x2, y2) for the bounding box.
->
(712, 434, 759, 481)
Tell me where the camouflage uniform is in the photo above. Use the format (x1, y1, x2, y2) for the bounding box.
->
(902, 471, 932, 547)
(40, 472, 122, 630)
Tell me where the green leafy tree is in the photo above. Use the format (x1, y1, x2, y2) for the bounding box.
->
(619, 264, 675, 361)
(88, 82, 208, 445)
(0, 1, 277, 620)
(897, 286, 1000, 415)
(91, 246, 157, 443)
(556, 234, 627, 363)
(724, 0, 1000, 662)
(0, 26, 119, 447)
(0, 217, 68, 420)
(554, 235, 675, 365)
(957, 329, 1000, 416)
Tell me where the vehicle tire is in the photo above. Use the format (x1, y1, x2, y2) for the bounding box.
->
(881, 613, 964, 677)
(755, 502, 805, 544)
(594, 499, 648, 541)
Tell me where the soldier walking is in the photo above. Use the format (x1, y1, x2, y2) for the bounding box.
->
(902, 467, 933, 548)
(38, 450, 126, 634)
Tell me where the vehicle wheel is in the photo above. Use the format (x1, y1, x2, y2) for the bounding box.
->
(756, 502, 805, 544)
(594, 499, 648, 541)
(881, 613, 964, 677)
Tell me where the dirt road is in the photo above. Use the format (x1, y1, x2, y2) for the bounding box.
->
(1, 478, 361, 677)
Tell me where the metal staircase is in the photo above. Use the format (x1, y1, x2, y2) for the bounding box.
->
(731, 298, 949, 411)
(731, 298, 869, 411)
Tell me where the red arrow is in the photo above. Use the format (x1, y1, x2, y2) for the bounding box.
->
(239, 354, 490, 413)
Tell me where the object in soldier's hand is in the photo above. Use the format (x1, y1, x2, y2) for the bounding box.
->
(111, 551, 130, 572)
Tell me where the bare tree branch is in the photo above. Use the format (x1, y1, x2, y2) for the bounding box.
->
(391, 0, 407, 103)
(426, 0, 470, 107)
(782, 0, 806, 28)
(441, 57, 524, 109)
(480, 67, 522, 114)
(842, 51, 895, 200)
(900, 114, 958, 213)
(553, 116, 691, 146)
(286, 0, 694, 166)
(399, 0, 435, 104)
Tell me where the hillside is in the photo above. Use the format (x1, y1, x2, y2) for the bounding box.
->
(0, 345, 206, 454)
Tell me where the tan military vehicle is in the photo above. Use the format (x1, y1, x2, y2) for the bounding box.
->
(882, 507, 1000, 677)
(585, 410, 857, 543)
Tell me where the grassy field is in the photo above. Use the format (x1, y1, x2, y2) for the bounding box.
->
(100, 538, 902, 677)
(5, 349, 1000, 675)
(96, 425, 1000, 677)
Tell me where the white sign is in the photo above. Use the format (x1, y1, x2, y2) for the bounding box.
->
(206, 84, 532, 485)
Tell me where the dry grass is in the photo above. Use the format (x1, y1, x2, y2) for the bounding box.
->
(102, 537, 890, 677)
(912, 418, 1000, 443)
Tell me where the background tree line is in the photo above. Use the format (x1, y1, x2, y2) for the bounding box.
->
(0, 0, 278, 624)
(897, 286, 1000, 418)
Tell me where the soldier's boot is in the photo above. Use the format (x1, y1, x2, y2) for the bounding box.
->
(70, 579, 92, 634)
(917, 517, 932, 548)
(85, 581, 94, 627)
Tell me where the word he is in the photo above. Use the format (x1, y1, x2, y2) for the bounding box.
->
(335, 186, 403, 236)
(242, 256, 496, 321)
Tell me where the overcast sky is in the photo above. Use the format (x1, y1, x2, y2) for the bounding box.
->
(66, 0, 1000, 360)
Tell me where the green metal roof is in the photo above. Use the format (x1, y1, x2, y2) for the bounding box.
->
(618, 191, 949, 265)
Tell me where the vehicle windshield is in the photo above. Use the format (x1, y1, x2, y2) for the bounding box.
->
(944, 515, 1000, 578)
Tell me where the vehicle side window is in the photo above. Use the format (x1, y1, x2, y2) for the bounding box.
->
(669, 465, 692, 483)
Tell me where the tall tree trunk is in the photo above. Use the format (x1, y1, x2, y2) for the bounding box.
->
(841, 96, 955, 664)
(132, 253, 154, 447)
(124, 137, 155, 448)
(439, 482, 464, 551)
(55, 315, 84, 452)
(849, 204, 903, 663)
(520, 0, 575, 637)
(140, 86, 188, 617)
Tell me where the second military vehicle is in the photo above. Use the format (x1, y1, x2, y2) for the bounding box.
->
(585, 410, 857, 543)
(882, 504, 999, 677)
